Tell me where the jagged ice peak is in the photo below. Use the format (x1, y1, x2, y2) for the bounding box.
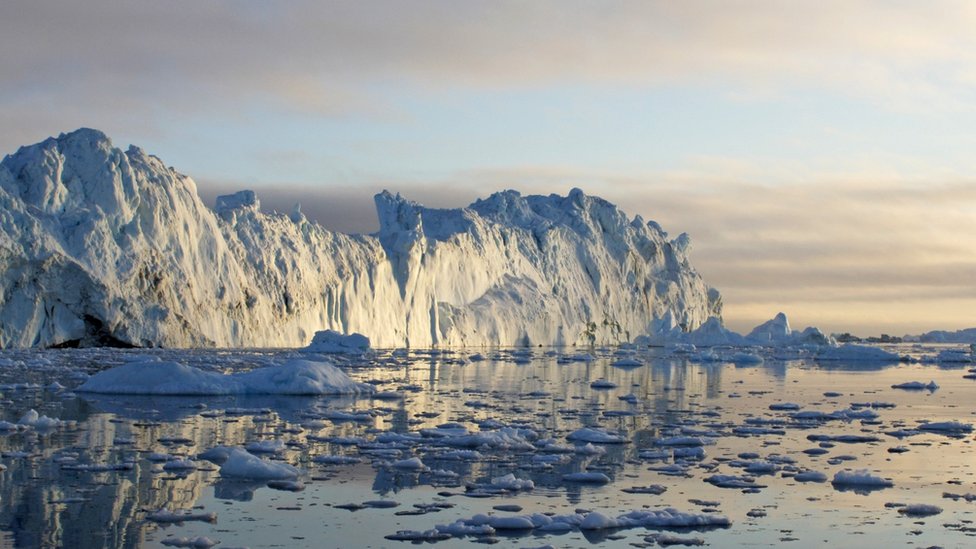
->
(0, 128, 721, 348)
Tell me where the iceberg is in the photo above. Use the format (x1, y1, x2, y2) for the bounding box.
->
(747, 312, 791, 344)
(303, 330, 371, 354)
(0, 129, 720, 348)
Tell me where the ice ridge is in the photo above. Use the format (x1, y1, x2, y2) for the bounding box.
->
(0, 129, 721, 348)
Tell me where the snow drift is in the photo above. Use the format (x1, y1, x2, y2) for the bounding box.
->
(0, 129, 721, 348)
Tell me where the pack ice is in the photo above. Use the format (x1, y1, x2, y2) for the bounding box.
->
(0, 129, 720, 348)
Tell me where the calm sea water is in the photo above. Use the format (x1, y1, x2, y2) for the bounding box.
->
(0, 345, 973, 548)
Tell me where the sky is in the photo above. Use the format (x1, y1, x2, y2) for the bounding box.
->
(2, 1, 975, 336)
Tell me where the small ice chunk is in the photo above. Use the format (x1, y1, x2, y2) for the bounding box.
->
(267, 479, 305, 492)
(384, 530, 451, 542)
(217, 448, 299, 480)
(817, 345, 901, 362)
(391, 457, 427, 470)
(17, 410, 64, 429)
(891, 381, 938, 391)
(917, 421, 973, 434)
(78, 358, 373, 395)
(160, 537, 219, 548)
(793, 471, 828, 483)
(488, 473, 534, 491)
(566, 427, 628, 444)
(162, 459, 197, 471)
(245, 440, 286, 454)
(147, 509, 217, 523)
(562, 472, 611, 484)
(897, 504, 942, 516)
(705, 475, 764, 489)
(831, 470, 893, 488)
(303, 330, 371, 354)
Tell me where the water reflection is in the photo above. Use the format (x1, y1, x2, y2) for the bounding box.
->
(0, 346, 971, 548)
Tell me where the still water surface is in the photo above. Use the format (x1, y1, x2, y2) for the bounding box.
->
(0, 345, 973, 548)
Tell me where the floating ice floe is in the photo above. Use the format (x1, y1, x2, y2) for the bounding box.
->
(245, 440, 286, 454)
(146, 509, 217, 524)
(897, 504, 942, 516)
(621, 484, 668, 494)
(891, 381, 938, 391)
(930, 349, 974, 363)
(391, 457, 427, 470)
(303, 330, 372, 354)
(398, 508, 731, 541)
(589, 379, 617, 389)
(467, 473, 534, 493)
(791, 408, 878, 422)
(831, 470, 893, 488)
(161, 459, 198, 471)
(653, 435, 714, 447)
(916, 421, 973, 434)
(159, 537, 219, 548)
(312, 455, 361, 465)
(646, 533, 706, 546)
(77, 358, 374, 395)
(816, 345, 901, 362)
(705, 475, 766, 489)
(200, 447, 299, 480)
(17, 409, 67, 429)
(566, 427, 628, 444)
(793, 471, 828, 483)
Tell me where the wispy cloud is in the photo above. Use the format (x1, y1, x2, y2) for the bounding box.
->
(4, 1, 976, 150)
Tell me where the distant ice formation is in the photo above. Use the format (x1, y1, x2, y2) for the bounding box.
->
(0, 129, 720, 348)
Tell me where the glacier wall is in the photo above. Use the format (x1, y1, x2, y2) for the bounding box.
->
(0, 129, 721, 348)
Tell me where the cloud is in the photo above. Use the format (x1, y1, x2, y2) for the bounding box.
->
(4, 1, 976, 151)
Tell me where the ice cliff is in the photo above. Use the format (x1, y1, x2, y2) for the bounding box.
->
(0, 129, 721, 348)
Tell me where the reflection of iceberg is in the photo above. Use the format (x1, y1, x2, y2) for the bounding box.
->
(212, 479, 266, 502)
(0, 417, 215, 548)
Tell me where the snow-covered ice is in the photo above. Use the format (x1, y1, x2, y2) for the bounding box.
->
(77, 358, 373, 395)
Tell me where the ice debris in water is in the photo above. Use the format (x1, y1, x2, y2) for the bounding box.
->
(146, 509, 217, 524)
(303, 330, 371, 354)
(566, 427, 628, 444)
(77, 358, 373, 395)
(891, 380, 938, 391)
(831, 470, 893, 488)
(200, 447, 299, 480)
(916, 421, 973, 434)
(816, 345, 901, 362)
(390, 508, 731, 540)
(159, 537, 219, 548)
(897, 504, 942, 517)
(17, 409, 67, 429)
